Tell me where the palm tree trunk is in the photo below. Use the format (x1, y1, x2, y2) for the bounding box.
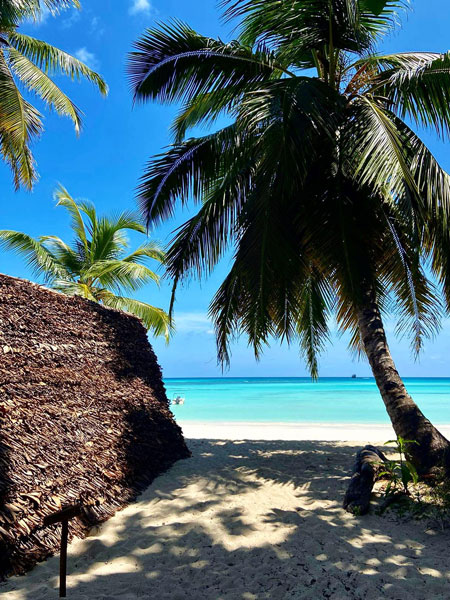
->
(357, 282, 450, 476)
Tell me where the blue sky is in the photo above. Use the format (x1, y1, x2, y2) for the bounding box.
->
(1, 0, 450, 377)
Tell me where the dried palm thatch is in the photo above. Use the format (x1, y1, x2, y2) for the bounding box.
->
(0, 274, 190, 578)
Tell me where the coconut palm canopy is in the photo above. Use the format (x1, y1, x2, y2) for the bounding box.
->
(128, 0, 450, 377)
(0, 186, 172, 339)
(127, 0, 450, 473)
(0, 0, 107, 189)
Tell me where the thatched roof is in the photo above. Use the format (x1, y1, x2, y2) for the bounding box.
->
(0, 274, 189, 578)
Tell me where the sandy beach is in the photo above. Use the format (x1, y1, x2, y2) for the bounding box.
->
(182, 421, 413, 441)
(2, 425, 450, 600)
(182, 420, 450, 442)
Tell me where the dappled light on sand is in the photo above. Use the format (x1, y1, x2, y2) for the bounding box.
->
(2, 440, 450, 599)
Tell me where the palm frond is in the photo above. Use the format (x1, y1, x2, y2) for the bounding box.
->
(0, 230, 70, 282)
(54, 185, 90, 254)
(236, 78, 343, 182)
(209, 267, 245, 368)
(8, 48, 83, 134)
(382, 213, 441, 354)
(52, 279, 97, 300)
(122, 241, 166, 264)
(355, 52, 450, 136)
(209, 209, 275, 367)
(0, 53, 42, 188)
(208, 169, 313, 369)
(98, 291, 172, 340)
(171, 87, 243, 143)
(0, 128, 36, 190)
(296, 271, 332, 379)
(82, 259, 160, 293)
(345, 96, 420, 207)
(7, 32, 108, 96)
(164, 154, 253, 291)
(39, 234, 82, 274)
(40, 0, 80, 12)
(392, 115, 450, 231)
(89, 212, 146, 262)
(128, 19, 289, 104)
(138, 124, 243, 226)
(222, 0, 407, 54)
(0, 0, 80, 25)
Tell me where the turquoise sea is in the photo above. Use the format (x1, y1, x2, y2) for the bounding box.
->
(165, 377, 450, 424)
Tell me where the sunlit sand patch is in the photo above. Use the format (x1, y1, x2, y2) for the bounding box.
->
(2, 439, 450, 600)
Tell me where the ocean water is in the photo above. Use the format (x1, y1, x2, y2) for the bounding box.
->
(165, 377, 450, 424)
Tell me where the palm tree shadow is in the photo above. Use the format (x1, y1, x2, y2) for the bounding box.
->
(2, 439, 450, 599)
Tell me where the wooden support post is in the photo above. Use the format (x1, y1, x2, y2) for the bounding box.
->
(43, 504, 82, 598)
(59, 519, 68, 597)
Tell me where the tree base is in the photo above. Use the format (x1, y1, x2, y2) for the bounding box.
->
(343, 445, 387, 515)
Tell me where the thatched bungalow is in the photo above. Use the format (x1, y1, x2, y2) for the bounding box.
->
(0, 274, 190, 578)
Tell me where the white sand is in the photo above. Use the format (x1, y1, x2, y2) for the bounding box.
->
(2, 424, 450, 600)
(182, 420, 450, 442)
(182, 421, 400, 441)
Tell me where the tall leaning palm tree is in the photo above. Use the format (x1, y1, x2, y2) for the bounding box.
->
(0, 0, 107, 189)
(0, 185, 171, 339)
(128, 1, 450, 474)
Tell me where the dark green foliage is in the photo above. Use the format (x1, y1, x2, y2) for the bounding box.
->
(128, 1, 450, 376)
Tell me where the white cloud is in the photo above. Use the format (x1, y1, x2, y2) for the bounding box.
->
(129, 0, 154, 15)
(61, 9, 81, 29)
(90, 16, 104, 36)
(74, 47, 99, 70)
(174, 312, 214, 335)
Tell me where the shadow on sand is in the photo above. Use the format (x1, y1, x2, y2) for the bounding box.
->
(2, 439, 450, 600)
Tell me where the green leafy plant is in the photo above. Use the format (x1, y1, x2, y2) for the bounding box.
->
(376, 442, 450, 526)
(380, 437, 420, 495)
(0, 185, 172, 339)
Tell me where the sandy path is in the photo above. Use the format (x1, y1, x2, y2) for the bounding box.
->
(1, 438, 450, 599)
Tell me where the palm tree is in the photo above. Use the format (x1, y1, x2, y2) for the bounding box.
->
(0, 0, 78, 24)
(127, 1, 450, 475)
(0, 185, 172, 339)
(0, 0, 107, 189)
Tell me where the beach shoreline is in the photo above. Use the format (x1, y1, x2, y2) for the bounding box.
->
(179, 420, 450, 441)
